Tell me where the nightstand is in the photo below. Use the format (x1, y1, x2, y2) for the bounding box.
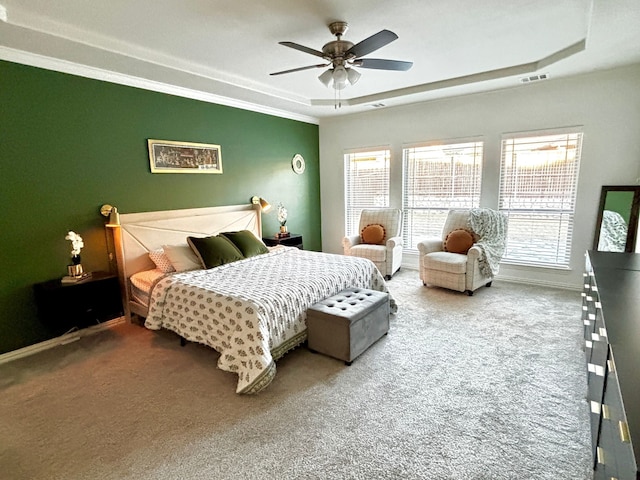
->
(33, 271, 124, 335)
(263, 233, 303, 249)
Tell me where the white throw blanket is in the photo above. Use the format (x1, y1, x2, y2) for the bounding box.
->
(598, 210, 627, 252)
(468, 208, 508, 276)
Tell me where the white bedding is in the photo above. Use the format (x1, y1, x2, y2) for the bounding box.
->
(144, 246, 394, 394)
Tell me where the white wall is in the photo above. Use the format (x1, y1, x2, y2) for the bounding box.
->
(319, 64, 640, 289)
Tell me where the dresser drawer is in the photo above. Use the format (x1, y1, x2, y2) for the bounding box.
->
(601, 354, 638, 479)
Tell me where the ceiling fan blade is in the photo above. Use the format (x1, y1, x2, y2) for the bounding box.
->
(345, 30, 398, 58)
(270, 64, 328, 76)
(355, 58, 413, 71)
(279, 41, 326, 58)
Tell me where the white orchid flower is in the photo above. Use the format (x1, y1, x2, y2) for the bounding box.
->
(65, 231, 84, 256)
(277, 203, 288, 226)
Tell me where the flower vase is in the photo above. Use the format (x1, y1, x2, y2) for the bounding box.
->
(68, 255, 83, 277)
(280, 225, 287, 234)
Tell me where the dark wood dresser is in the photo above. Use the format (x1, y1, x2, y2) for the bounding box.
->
(583, 251, 640, 480)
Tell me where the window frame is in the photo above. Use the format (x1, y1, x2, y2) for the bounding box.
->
(498, 127, 583, 269)
(344, 146, 391, 237)
(402, 138, 484, 251)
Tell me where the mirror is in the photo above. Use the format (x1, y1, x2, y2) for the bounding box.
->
(593, 186, 640, 252)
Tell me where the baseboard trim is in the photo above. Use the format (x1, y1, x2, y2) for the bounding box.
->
(495, 275, 580, 291)
(0, 317, 126, 365)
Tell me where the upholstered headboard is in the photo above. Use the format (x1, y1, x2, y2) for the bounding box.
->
(114, 203, 262, 319)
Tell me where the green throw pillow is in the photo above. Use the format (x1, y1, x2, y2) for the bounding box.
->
(220, 230, 269, 258)
(187, 235, 244, 269)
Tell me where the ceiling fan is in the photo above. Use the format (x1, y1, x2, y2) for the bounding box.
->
(270, 21, 413, 92)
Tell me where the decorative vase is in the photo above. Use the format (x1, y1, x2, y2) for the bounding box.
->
(68, 255, 83, 277)
(280, 225, 287, 234)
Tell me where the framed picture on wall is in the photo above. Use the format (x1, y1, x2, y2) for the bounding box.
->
(148, 139, 223, 174)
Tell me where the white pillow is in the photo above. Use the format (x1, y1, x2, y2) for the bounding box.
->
(162, 244, 202, 272)
(148, 249, 175, 273)
(130, 268, 165, 292)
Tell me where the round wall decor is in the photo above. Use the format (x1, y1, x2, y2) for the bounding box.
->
(292, 154, 305, 174)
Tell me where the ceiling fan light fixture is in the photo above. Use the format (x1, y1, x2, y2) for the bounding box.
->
(334, 80, 348, 90)
(318, 69, 333, 87)
(319, 66, 352, 90)
(333, 66, 348, 85)
(346, 67, 361, 85)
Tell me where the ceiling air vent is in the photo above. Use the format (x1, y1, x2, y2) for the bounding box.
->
(520, 73, 549, 84)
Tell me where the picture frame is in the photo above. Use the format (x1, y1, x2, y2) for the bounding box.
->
(148, 139, 222, 174)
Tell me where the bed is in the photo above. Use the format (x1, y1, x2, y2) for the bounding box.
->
(114, 204, 394, 394)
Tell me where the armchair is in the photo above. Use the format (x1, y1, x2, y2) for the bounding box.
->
(417, 209, 507, 295)
(343, 208, 403, 280)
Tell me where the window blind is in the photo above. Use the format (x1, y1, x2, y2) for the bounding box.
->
(499, 130, 583, 267)
(344, 149, 390, 236)
(402, 141, 483, 250)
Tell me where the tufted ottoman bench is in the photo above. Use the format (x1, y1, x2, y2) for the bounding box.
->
(306, 287, 390, 365)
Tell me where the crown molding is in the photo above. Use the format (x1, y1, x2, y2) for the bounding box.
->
(0, 46, 319, 125)
(311, 39, 586, 107)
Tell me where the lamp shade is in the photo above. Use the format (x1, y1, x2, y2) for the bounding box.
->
(107, 207, 120, 227)
(333, 66, 347, 87)
(259, 198, 272, 213)
(100, 204, 120, 227)
(347, 67, 361, 85)
(251, 196, 272, 213)
(318, 69, 333, 87)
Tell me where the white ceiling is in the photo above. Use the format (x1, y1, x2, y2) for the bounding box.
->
(1, 0, 640, 123)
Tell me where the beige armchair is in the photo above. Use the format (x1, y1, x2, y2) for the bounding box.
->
(417, 209, 507, 295)
(343, 208, 403, 280)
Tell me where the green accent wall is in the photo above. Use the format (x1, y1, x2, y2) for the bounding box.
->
(0, 60, 320, 355)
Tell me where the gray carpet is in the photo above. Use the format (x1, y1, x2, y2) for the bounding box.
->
(0, 269, 592, 480)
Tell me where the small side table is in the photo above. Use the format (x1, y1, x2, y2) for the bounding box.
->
(33, 271, 124, 335)
(263, 233, 303, 249)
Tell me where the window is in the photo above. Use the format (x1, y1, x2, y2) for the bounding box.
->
(344, 148, 390, 236)
(403, 141, 483, 249)
(499, 129, 583, 267)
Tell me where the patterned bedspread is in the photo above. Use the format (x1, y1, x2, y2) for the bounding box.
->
(144, 247, 394, 394)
